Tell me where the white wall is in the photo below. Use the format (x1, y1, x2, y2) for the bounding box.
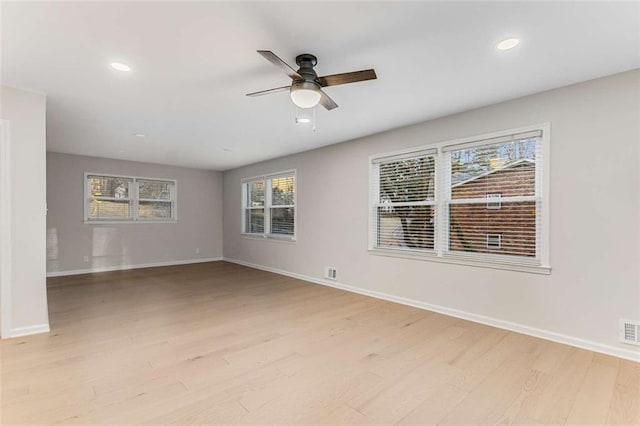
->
(223, 70, 640, 359)
(0, 86, 49, 336)
(46, 152, 223, 274)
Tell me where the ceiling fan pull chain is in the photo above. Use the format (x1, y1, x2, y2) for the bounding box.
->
(313, 107, 317, 132)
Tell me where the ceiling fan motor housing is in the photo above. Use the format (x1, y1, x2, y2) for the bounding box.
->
(295, 53, 318, 68)
(291, 80, 320, 93)
(295, 54, 319, 83)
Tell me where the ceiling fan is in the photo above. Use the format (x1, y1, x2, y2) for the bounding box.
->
(246, 50, 377, 111)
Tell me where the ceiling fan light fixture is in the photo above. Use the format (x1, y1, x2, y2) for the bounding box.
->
(290, 81, 321, 109)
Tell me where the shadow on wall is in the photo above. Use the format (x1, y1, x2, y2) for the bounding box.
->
(46, 228, 58, 271)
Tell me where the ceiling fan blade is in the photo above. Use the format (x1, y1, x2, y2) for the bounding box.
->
(257, 50, 301, 80)
(246, 85, 291, 97)
(317, 69, 377, 87)
(319, 90, 338, 111)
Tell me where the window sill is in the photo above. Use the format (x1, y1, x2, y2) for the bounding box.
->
(368, 248, 551, 275)
(241, 234, 296, 244)
(84, 220, 178, 225)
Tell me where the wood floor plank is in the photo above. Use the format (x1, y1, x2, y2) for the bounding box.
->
(605, 360, 640, 424)
(0, 261, 637, 424)
(565, 354, 619, 424)
(438, 350, 539, 423)
(523, 347, 595, 425)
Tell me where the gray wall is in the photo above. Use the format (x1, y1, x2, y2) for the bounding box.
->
(223, 70, 640, 354)
(1, 86, 49, 334)
(47, 153, 223, 273)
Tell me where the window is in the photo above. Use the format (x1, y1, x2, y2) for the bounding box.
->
(370, 125, 549, 272)
(86, 175, 133, 221)
(373, 150, 436, 251)
(136, 178, 175, 220)
(486, 193, 502, 210)
(242, 171, 296, 240)
(85, 174, 177, 223)
(486, 234, 502, 250)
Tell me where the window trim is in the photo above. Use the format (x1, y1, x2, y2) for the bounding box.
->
(241, 169, 297, 242)
(83, 172, 178, 224)
(368, 123, 550, 274)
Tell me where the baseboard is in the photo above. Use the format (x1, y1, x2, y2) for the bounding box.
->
(223, 257, 640, 363)
(8, 323, 50, 338)
(47, 257, 223, 277)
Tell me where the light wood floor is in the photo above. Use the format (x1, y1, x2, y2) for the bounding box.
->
(1, 262, 638, 425)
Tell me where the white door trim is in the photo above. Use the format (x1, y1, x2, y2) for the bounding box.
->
(0, 119, 12, 338)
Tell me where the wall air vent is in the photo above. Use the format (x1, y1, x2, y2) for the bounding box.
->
(620, 319, 640, 346)
(325, 267, 337, 280)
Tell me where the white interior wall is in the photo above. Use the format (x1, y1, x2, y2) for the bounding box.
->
(0, 86, 49, 337)
(0, 118, 10, 338)
(222, 70, 640, 360)
(46, 153, 224, 275)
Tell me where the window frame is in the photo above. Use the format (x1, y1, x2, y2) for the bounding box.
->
(83, 173, 178, 224)
(369, 123, 550, 274)
(241, 170, 296, 242)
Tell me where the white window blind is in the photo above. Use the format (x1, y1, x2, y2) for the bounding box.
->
(372, 155, 436, 251)
(242, 171, 296, 240)
(85, 174, 177, 223)
(269, 174, 295, 236)
(369, 125, 548, 271)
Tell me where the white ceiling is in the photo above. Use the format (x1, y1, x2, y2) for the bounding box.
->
(3, 2, 639, 170)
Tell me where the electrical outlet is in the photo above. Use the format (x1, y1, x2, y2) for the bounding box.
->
(83, 255, 89, 263)
(195, 248, 200, 255)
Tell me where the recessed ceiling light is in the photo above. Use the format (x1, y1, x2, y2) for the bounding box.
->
(296, 118, 311, 124)
(119, 150, 125, 153)
(133, 133, 146, 138)
(110, 62, 131, 72)
(497, 38, 520, 51)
